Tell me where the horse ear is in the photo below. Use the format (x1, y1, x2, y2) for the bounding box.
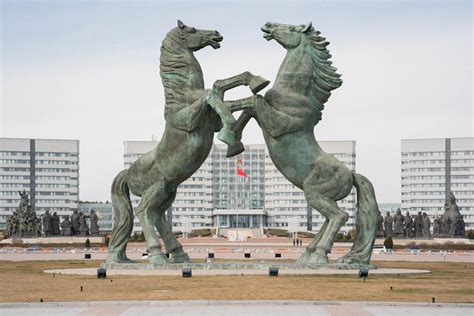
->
(301, 22, 312, 33)
(177, 20, 185, 29)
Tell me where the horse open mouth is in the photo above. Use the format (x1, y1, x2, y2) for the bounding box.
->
(210, 35, 223, 49)
(261, 27, 273, 41)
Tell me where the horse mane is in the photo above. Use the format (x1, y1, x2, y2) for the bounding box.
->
(304, 29, 343, 122)
(160, 28, 201, 106)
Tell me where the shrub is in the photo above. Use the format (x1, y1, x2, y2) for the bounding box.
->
(335, 233, 344, 242)
(84, 238, 91, 248)
(384, 237, 394, 249)
(467, 230, 474, 240)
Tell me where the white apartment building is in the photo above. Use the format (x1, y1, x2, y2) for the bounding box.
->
(0, 138, 80, 229)
(212, 144, 266, 229)
(401, 137, 474, 229)
(123, 141, 213, 232)
(265, 141, 356, 233)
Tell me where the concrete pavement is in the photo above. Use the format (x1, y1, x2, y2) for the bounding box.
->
(0, 301, 472, 316)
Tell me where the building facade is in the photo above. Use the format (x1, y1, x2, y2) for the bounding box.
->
(0, 138, 80, 229)
(212, 144, 266, 229)
(401, 137, 474, 229)
(123, 140, 356, 233)
(265, 141, 357, 233)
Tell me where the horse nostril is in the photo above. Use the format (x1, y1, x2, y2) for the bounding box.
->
(215, 31, 220, 36)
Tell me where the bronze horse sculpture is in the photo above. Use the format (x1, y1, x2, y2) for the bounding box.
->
(107, 20, 379, 268)
(223, 22, 379, 266)
(107, 21, 268, 264)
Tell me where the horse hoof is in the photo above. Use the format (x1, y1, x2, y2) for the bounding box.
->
(336, 254, 369, 265)
(217, 129, 236, 146)
(106, 253, 137, 264)
(249, 76, 270, 94)
(298, 250, 329, 266)
(171, 252, 191, 263)
(226, 142, 245, 157)
(148, 253, 169, 265)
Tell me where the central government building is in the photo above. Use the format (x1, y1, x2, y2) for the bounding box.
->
(124, 140, 356, 233)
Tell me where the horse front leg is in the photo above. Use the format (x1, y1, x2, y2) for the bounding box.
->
(224, 95, 263, 157)
(226, 109, 255, 157)
(213, 71, 269, 98)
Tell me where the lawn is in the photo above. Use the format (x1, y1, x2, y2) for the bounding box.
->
(0, 260, 472, 303)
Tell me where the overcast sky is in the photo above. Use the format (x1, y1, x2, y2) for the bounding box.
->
(1, 0, 472, 203)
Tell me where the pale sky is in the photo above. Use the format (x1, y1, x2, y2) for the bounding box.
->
(1, 0, 472, 203)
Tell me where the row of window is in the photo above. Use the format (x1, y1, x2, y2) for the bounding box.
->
(0, 167, 77, 172)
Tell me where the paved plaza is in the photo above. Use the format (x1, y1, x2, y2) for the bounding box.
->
(0, 301, 472, 316)
(1, 243, 472, 263)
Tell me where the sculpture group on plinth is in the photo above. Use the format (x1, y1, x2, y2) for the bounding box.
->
(5, 190, 41, 238)
(433, 192, 465, 237)
(106, 20, 380, 269)
(379, 192, 466, 239)
(61, 210, 100, 237)
(382, 209, 432, 239)
(5, 190, 101, 238)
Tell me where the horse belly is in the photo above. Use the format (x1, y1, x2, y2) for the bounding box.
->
(263, 131, 319, 189)
(157, 125, 214, 184)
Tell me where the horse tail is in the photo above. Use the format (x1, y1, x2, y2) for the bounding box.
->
(107, 169, 134, 263)
(351, 172, 379, 263)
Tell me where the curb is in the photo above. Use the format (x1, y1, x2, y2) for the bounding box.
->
(0, 300, 473, 308)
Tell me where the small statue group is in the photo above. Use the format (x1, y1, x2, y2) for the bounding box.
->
(5, 190, 41, 238)
(42, 210, 61, 237)
(379, 208, 431, 238)
(64, 210, 100, 236)
(433, 192, 465, 237)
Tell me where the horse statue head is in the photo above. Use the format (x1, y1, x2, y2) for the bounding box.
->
(160, 20, 223, 106)
(261, 21, 313, 49)
(172, 20, 223, 52)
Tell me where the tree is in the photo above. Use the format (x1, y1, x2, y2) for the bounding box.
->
(84, 238, 91, 248)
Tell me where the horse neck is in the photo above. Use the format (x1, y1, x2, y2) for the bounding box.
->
(160, 35, 204, 92)
(273, 39, 313, 94)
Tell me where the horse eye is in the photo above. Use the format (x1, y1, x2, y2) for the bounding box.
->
(190, 28, 196, 33)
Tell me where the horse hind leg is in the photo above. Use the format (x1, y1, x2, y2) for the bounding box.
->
(299, 187, 348, 266)
(296, 218, 329, 265)
(135, 179, 170, 265)
(154, 190, 191, 263)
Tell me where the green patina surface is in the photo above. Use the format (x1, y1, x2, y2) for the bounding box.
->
(106, 20, 380, 268)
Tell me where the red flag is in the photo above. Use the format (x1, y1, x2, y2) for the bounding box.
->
(237, 159, 248, 177)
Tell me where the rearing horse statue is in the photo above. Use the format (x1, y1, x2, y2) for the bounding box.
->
(106, 20, 268, 264)
(224, 22, 379, 266)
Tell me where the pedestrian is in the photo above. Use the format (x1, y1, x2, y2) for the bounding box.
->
(293, 239, 296, 247)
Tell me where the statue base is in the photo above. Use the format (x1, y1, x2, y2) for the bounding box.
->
(100, 261, 377, 271)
